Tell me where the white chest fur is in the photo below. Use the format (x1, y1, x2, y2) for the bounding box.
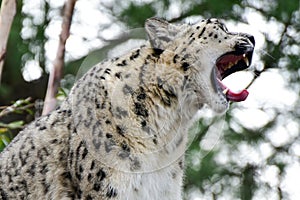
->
(111, 161, 184, 200)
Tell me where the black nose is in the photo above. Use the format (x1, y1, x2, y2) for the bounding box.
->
(240, 33, 255, 46)
(247, 34, 255, 46)
(233, 33, 255, 54)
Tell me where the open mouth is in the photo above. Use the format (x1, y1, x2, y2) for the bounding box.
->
(214, 50, 253, 102)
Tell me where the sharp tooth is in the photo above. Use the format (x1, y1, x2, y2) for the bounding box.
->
(226, 62, 234, 69)
(244, 57, 249, 66)
(243, 54, 246, 58)
(223, 88, 229, 95)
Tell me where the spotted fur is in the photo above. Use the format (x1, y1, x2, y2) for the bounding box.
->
(0, 18, 254, 200)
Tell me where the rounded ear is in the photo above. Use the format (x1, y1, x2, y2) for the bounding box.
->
(145, 17, 180, 50)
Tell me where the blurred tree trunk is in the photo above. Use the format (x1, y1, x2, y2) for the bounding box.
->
(0, 0, 17, 84)
(42, 0, 76, 115)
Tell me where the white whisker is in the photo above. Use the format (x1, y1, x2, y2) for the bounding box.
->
(257, 49, 275, 60)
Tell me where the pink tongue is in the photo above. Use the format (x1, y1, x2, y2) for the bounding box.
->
(226, 89, 249, 102)
(218, 79, 249, 102)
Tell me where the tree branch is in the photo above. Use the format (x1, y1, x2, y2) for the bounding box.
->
(0, 0, 17, 84)
(0, 97, 34, 118)
(42, 0, 77, 115)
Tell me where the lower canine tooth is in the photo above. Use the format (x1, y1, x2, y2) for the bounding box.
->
(223, 88, 229, 94)
(244, 57, 249, 66)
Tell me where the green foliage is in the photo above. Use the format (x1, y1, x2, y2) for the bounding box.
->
(0, 129, 13, 152)
(185, 0, 241, 19)
(240, 164, 256, 200)
(0, 98, 34, 152)
(0, 121, 24, 129)
(0, 121, 22, 152)
(271, 0, 299, 22)
(120, 2, 156, 27)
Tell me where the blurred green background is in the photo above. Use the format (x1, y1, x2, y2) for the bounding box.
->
(1, 0, 300, 199)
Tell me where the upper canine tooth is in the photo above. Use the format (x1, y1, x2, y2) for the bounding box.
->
(244, 57, 249, 66)
(243, 54, 246, 58)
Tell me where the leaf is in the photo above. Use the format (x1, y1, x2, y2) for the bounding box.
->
(0, 134, 11, 146)
(26, 108, 34, 115)
(0, 130, 12, 152)
(0, 121, 24, 129)
(56, 87, 68, 101)
(0, 128, 8, 134)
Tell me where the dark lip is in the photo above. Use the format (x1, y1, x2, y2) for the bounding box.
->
(211, 67, 222, 93)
